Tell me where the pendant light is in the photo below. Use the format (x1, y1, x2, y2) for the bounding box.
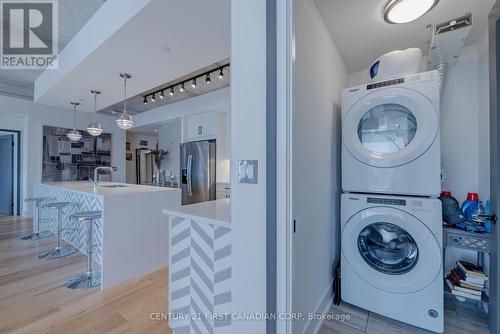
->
(87, 90, 104, 136)
(116, 72, 135, 130)
(67, 102, 82, 142)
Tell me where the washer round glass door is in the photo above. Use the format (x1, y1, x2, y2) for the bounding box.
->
(343, 87, 438, 168)
(342, 206, 441, 293)
(358, 222, 418, 275)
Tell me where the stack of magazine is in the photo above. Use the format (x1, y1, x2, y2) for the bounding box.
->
(446, 260, 488, 301)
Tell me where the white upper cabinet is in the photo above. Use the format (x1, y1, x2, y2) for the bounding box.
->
(186, 111, 219, 141)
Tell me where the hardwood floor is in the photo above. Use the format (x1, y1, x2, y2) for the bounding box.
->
(0, 215, 171, 334)
(320, 296, 490, 334)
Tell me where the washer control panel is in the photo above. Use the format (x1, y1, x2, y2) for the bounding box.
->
(367, 197, 406, 206)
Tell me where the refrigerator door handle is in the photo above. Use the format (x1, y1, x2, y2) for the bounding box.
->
(187, 154, 193, 197)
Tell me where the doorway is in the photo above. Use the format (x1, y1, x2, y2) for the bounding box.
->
(0, 130, 20, 216)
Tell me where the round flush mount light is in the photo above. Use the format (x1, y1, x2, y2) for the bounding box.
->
(384, 0, 439, 24)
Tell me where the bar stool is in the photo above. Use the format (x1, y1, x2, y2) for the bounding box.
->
(39, 202, 78, 259)
(66, 211, 102, 289)
(21, 197, 55, 240)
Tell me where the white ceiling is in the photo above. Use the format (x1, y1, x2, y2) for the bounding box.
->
(314, 0, 496, 73)
(34, 0, 230, 113)
(0, 0, 105, 98)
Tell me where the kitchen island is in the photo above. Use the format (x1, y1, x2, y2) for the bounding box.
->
(34, 181, 181, 289)
(163, 199, 232, 333)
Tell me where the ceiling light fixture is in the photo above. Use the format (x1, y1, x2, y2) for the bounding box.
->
(142, 64, 230, 102)
(87, 90, 104, 137)
(384, 0, 439, 24)
(116, 72, 135, 130)
(67, 102, 82, 141)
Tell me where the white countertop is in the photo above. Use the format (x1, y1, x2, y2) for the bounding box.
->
(162, 199, 231, 225)
(38, 181, 181, 197)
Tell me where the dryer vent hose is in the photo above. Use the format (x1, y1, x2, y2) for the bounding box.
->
(433, 63, 447, 97)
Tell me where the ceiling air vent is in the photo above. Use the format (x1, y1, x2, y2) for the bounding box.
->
(434, 13, 472, 35)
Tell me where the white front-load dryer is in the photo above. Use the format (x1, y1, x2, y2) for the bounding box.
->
(341, 193, 443, 333)
(342, 71, 441, 196)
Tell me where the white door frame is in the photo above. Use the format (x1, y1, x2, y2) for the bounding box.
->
(276, 0, 293, 333)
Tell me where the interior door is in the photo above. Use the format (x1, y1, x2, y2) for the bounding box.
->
(343, 87, 438, 167)
(0, 134, 14, 215)
(489, 3, 500, 332)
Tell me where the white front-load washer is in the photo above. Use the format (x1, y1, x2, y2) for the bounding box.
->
(341, 193, 443, 333)
(342, 71, 441, 196)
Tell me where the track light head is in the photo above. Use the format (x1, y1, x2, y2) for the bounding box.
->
(151, 94, 156, 103)
(206, 73, 211, 84)
(219, 69, 224, 79)
(169, 87, 175, 96)
(180, 83, 185, 92)
(192, 78, 197, 88)
(143, 96, 148, 104)
(160, 90, 165, 99)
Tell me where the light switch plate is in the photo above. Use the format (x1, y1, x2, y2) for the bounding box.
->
(238, 160, 258, 184)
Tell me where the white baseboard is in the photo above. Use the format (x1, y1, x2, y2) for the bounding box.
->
(302, 280, 334, 334)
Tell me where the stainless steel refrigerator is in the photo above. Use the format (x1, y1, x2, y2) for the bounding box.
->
(180, 140, 216, 205)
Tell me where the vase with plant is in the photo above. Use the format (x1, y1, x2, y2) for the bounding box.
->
(151, 149, 168, 184)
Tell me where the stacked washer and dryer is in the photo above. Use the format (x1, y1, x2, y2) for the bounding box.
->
(340, 70, 444, 333)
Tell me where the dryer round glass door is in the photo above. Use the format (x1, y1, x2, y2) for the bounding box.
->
(343, 87, 438, 168)
(342, 206, 441, 294)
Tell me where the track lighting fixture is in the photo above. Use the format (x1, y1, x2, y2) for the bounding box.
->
(142, 64, 230, 103)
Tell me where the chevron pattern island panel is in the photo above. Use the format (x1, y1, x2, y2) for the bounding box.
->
(34, 184, 104, 264)
(169, 216, 232, 334)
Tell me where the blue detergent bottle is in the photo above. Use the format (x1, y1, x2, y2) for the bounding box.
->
(461, 192, 479, 221)
(485, 199, 492, 233)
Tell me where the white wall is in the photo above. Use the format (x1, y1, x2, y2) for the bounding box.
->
(292, 0, 348, 333)
(158, 120, 181, 182)
(478, 31, 490, 200)
(133, 87, 230, 131)
(125, 132, 159, 184)
(230, 0, 267, 332)
(0, 95, 126, 216)
(440, 45, 481, 202)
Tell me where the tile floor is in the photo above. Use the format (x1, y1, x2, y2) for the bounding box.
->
(320, 296, 489, 334)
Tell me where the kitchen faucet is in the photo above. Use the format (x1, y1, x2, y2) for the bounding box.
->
(89, 166, 117, 188)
